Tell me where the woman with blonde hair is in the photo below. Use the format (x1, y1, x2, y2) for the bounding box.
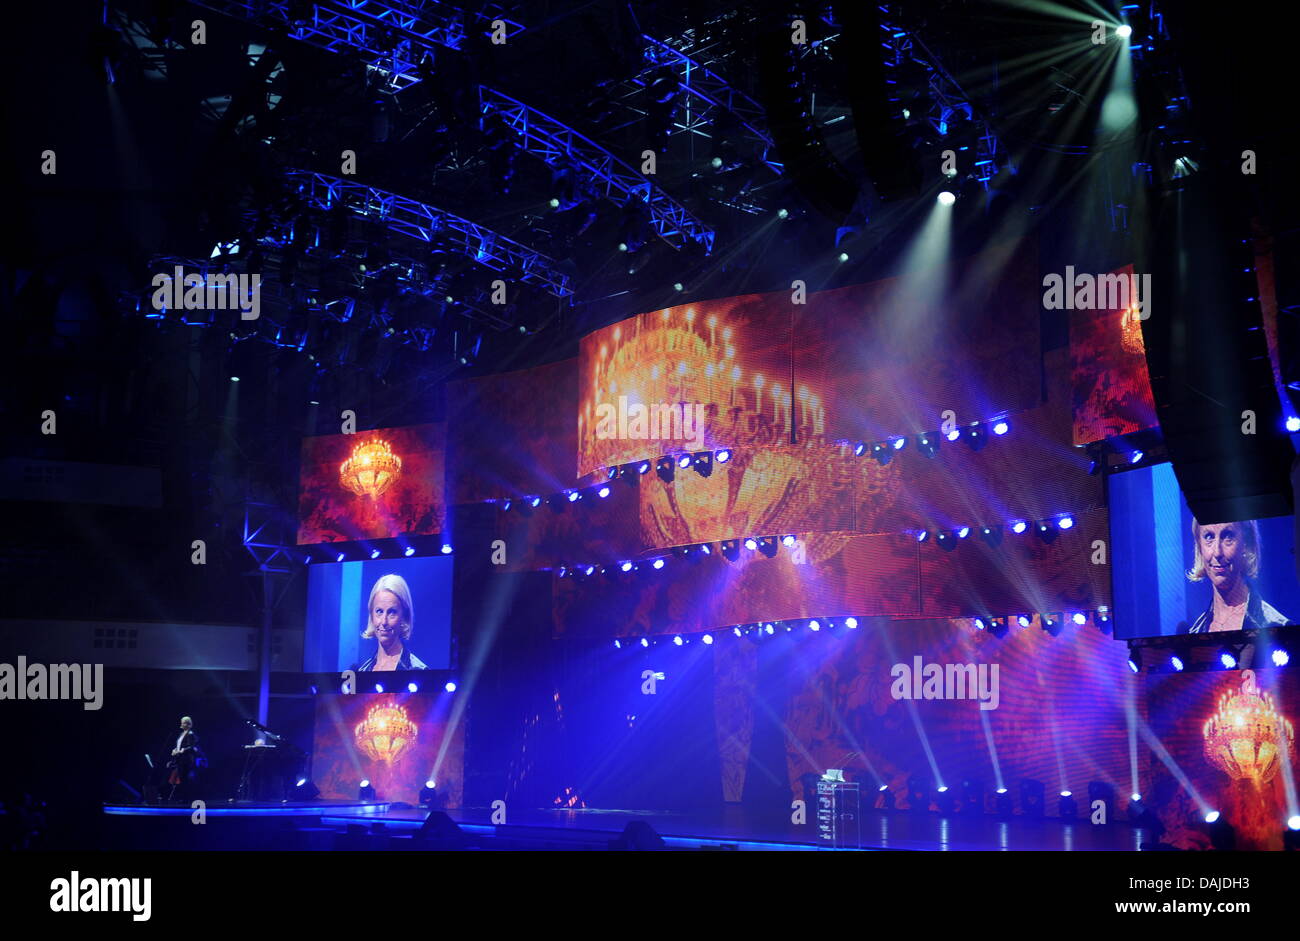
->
(357, 574, 427, 670)
(1185, 518, 1289, 633)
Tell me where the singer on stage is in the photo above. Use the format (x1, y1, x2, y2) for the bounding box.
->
(167, 716, 201, 801)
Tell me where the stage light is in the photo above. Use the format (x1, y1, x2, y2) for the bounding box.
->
(673, 635, 684, 646)
(1130, 451, 1143, 464)
(809, 619, 821, 631)
(917, 434, 939, 458)
(370, 548, 381, 559)
(916, 530, 929, 543)
(1071, 612, 1087, 626)
(230, 376, 240, 382)
(938, 191, 956, 206)
(1287, 416, 1300, 433)
(598, 485, 611, 498)
(992, 420, 1009, 436)
(404, 546, 416, 557)
(956, 526, 971, 539)
(692, 451, 713, 477)
(734, 627, 743, 637)
(698, 543, 711, 555)
(995, 788, 1014, 816)
(637, 461, 650, 475)
(1012, 615, 1030, 629)
(1116, 24, 1132, 38)
(640, 637, 650, 648)
(405, 681, 418, 693)
(716, 449, 731, 463)
(764, 624, 775, 635)
(613, 639, 622, 649)
(1128, 657, 1139, 673)
(854, 441, 867, 456)
(1041, 613, 1060, 635)
(1058, 516, 1075, 530)
(838, 252, 849, 263)
(444, 681, 457, 693)
(373, 682, 386, 693)
(1171, 655, 1184, 672)
(620, 560, 634, 573)
(441, 544, 453, 555)
(744, 537, 758, 551)
(845, 617, 859, 629)
(973, 618, 986, 631)
(720, 539, 739, 562)
(656, 457, 674, 482)
(1273, 648, 1291, 667)
(778, 208, 789, 219)
(1011, 520, 1028, 534)
(1020, 779, 1045, 817)
(677, 454, 693, 469)
(1218, 649, 1238, 669)
(652, 558, 665, 570)
(529, 495, 542, 508)
(293, 778, 321, 800)
(757, 536, 778, 558)
(1289, 816, 1300, 830)
(567, 490, 581, 503)
(1205, 810, 1220, 824)
(1035, 520, 1058, 544)
(979, 524, 1003, 546)
(1059, 791, 1078, 819)
(892, 436, 907, 450)
(582, 564, 596, 576)
(673, 282, 684, 292)
(336, 552, 346, 562)
(936, 531, 955, 551)
(702, 633, 713, 645)
(946, 428, 961, 442)
(618, 242, 628, 251)
(782, 534, 797, 547)
(871, 442, 892, 465)
(420, 781, 438, 807)
(359, 780, 376, 801)
(964, 423, 986, 450)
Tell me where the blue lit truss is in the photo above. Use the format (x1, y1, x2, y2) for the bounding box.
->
(284, 168, 574, 298)
(478, 88, 715, 253)
(189, 0, 526, 90)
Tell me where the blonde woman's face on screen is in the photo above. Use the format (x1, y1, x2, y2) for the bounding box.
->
(372, 590, 404, 644)
(1198, 522, 1244, 592)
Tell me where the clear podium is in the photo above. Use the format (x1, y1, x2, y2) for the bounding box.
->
(816, 773, 861, 849)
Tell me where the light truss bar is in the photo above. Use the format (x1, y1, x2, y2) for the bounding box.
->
(284, 168, 574, 297)
(478, 87, 715, 253)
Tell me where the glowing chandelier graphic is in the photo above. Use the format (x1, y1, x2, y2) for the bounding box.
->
(355, 702, 418, 765)
(1203, 670, 1295, 784)
(339, 438, 402, 499)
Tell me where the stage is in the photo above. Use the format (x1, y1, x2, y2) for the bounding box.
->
(99, 802, 1156, 851)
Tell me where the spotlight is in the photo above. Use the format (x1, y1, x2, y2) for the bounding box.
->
(979, 524, 1003, 546)
(614, 639, 622, 649)
(871, 442, 892, 465)
(838, 252, 849, 263)
(946, 428, 961, 442)
(917, 434, 939, 458)
(408, 682, 418, 693)
(230, 376, 240, 382)
(620, 560, 634, 573)
(1041, 613, 1061, 636)
(1130, 450, 1144, 464)
(1272, 646, 1291, 667)
(1035, 520, 1058, 544)
(293, 778, 321, 800)
(716, 449, 731, 464)
(756, 536, 778, 558)
(598, 485, 611, 498)
(1058, 516, 1075, 530)
(1011, 520, 1028, 534)
(702, 633, 713, 645)
(995, 788, 1014, 816)
(744, 537, 758, 552)
(359, 781, 376, 801)
(937, 191, 956, 206)
(404, 546, 416, 557)
(1287, 416, 1300, 433)
(956, 526, 971, 539)
(845, 617, 859, 629)
(809, 619, 821, 631)
(656, 457, 675, 482)
(782, 534, 797, 547)
(1058, 791, 1078, 819)
(935, 531, 955, 551)
(764, 624, 775, 635)
(987, 617, 1009, 638)
(371, 548, 381, 559)
(916, 530, 929, 543)
(445, 681, 457, 693)
(698, 543, 711, 556)
(677, 454, 693, 469)
(973, 618, 986, 631)
(652, 558, 665, 570)
(567, 490, 581, 503)
(777, 208, 789, 219)
(420, 780, 438, 807)
(673, 635, 684, 646)
(529, 495, 542, 509)
(673, 282, 684, 292)
(640, 637, 650, 648)
(963, 423, 986, 451)
(877, 786, 895, 810)
(1218, 649, 1238, 670)
(720, 539, 739, 562)
(374, 683, 384, 693)
(1171, 655, 1184, 672)
(1071, 612, 1087, 626)
(854, 441, 867, 456)
(892, 436, 907, 451)
(637, 461, 650, 475)
(441, 544, 453, 555)
(1116, 24, 1132, 38)
(692, 452, 713, 477)
(1128, 657, 1139, 673)
(336, 552, 346, 563)
(992, 420, 1009, 436)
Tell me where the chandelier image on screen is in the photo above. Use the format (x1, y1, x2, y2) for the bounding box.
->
(354, 701, 418, 765)
(1203, 670, 1295, 784)
(339, 438, 403, 500)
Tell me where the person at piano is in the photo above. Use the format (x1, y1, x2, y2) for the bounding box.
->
(167, 716, 201, 801)
(356, 574, 427, 671)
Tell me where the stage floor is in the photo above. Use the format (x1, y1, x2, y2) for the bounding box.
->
(102, 801, 1154, 851)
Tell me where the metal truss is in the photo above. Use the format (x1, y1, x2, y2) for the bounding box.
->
(189, 0, 526, 90)
(243, 501, 300, 573)
(478, 87, 715, 253)
(284, 168, 574, 297)
(605, 34, 782, 174)
(879, 13, 1005, 185)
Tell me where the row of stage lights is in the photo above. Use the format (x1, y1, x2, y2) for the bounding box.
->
(919, 514, 1075, 548)
(1131, 645, 1291, 675)
(301, 541, 454, 564)
(850, 418, 1010, 463)
(308, 679, 459, 694)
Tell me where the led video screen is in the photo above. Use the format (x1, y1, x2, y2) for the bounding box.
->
(304, 556, 453, 673)
(297, 423, 446, 545)
(1110, 462, 1298, 638)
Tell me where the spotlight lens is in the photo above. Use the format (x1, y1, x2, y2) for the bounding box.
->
(946, 429, 961, 441)
(1058, 516, 1075, 530)
(1131, 793, 1142, 802)
(530, 496, 542, 507)
(1011, 520, 1028, 534)
(360, 779, 370, 788)
(744, 538, 758, 551)
(1116, 24, 1132, 38)
(337, 552, 346, 562)
(445, 681, 457, 692)
(1272, 649, 1291, 667)
(408, 682, 418, 693)
(1287, 416, 1300, 433)
(1204, 810, 1219, 824)
(673, 635, 684, 646)
(957, 526, 970, 538)
(568, 490, 580, 502)
(1128, 658, 1139, 673)
(1288, 815, 1300, 831)
(598, 486, 610, 498)
(1220, 652, 1237, 669)
(917, 531, 929, 542)
(371, 549, 381, 559)
(426, 780, 436, 789)
(441, 544, 453, 554)
(614, 639, 622, 649)
(777, 208, 789, 219)
(974, 618, 985, 630)
(1018, 615, 1032, 628)
(892, 437, 906, 450)
(620, 561, 633, 572)
(673, 282, 684, 292)
(374, 684, 383, 693)
(640, 638, 649, 647)
(638, 462, 650, 474)
(404, 547, 416, 556)
(809, 620, 820, 631)
(652, 558, 665, 570)
(702, 633, 713, 645)
(938, 191, 956, 206)
(1071, 612, 1087, 625)
(782, 535, 797, 547)
(1130, 451, 1144, 464)
(838, 252, 849, 263)
(845, 617, 858, 629)
(716, 449, 731, 463)
(1171, 656, 1184, 672)
(549, 197, 560, 208)
(992, 420, 1009, 436)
